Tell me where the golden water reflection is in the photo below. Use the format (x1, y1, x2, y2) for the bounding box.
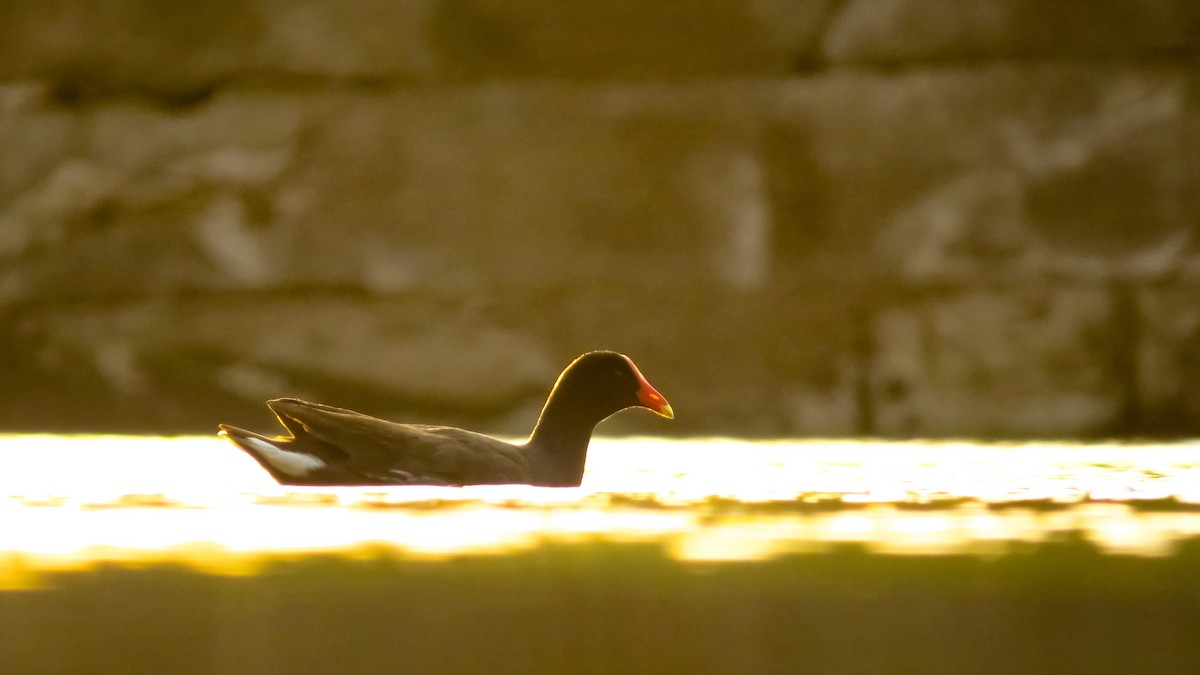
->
(2, 434, 1200, 588)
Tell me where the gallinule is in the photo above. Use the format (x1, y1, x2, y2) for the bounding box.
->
(218, 351, 673, 487)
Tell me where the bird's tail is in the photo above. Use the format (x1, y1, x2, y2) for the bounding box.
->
(218, 424, 327, 484)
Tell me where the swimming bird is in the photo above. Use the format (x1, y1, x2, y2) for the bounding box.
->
(218, 351, 673, 487)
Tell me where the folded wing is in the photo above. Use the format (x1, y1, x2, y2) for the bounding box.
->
(266, 398, 533, 485)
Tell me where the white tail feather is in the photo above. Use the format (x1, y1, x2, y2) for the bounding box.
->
(243, 437, 326, 477)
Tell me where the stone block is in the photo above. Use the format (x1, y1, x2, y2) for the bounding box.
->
(250, 0, 440, 78)
(271, 85, 772, 292)
(823, 0, 1198, 63)
(0, 85, 76, 196)
(0, 0, 441, 97)
(766, 66, 1195, 283)
(0, 0, 835, 96)
(0, 0, 263, 100)
(0, 297, 556, 433)
(0, 85, 79, 260)
(868, 287, 1123, 437)
(1135, 286, 1200, 435)
(0, 93, 311, 303)
(428, 0, 834, 79)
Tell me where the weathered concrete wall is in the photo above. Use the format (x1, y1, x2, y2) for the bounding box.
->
(1, 1, 1198, 437)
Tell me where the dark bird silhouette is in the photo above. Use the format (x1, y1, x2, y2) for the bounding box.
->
(218, 351, 673, 487)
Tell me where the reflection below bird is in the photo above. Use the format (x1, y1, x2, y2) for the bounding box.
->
(218, 351, 673, 487)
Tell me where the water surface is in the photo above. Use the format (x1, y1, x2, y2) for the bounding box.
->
(3, 435, 1200, 587)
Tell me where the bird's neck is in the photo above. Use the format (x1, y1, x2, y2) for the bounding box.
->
(525, 395, 602, 487)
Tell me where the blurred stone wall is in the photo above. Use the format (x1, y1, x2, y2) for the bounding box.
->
(1, 0, 1198, 438)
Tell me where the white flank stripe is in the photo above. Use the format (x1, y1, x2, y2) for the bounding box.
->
(243, 437, 326, 477)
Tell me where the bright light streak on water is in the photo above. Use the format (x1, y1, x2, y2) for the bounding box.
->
(2, 434, 1200, 587)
